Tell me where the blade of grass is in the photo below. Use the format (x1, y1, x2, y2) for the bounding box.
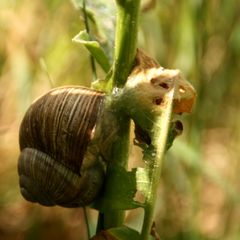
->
(140, 86, 175, 239)
(83, 207, 91, 239)
(82, 0, 97, 81)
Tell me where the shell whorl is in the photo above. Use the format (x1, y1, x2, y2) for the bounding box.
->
(18, 86, 106, 207)
(18, 148, 104, 207)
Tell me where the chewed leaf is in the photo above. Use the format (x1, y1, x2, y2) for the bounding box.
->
(136, 167, 151, 196)
(93, 166, 144, 212)
(124, 49, 196, 117)
(133, 120, 183, 148)
(73, 31, 111, 73)
(91, 226, 140, 240)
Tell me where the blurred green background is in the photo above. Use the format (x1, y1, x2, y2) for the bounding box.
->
(0, 0, 240, 239)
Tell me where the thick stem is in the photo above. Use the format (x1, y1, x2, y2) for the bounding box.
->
(102, 114, 131, 229)
(140, 88, 175, 239)
(111, 0, 141, 88)
(98, 0, 141, 230)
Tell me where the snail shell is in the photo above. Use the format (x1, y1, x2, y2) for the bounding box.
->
(18, 86, 106, 207)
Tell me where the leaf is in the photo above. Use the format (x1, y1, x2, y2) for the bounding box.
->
(91, 226, 140, 240)
(93, 166, 144, 212)
(125, 50, 196, 116)
(71, 0, 116, 61)
(73, 30, 111, 73)
(91, 68, 113, 92)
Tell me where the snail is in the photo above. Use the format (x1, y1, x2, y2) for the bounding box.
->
(17, 50, 196, 208)
(18, 86, 107, 207)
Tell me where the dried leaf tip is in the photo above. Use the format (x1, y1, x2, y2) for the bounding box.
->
(126, 50, 196, 114)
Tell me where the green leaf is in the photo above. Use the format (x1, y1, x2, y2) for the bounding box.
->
(71, 0, 116, 60)
(93, 166, 144, 212)
(91, 68, 113, 92)
(73, 30, 111, 73)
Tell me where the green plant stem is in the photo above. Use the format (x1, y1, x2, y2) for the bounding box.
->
(111, 0, 141, 88)
(140, 88, 175, 240)
(103, 115, 130, 229)
(99, 0, 141, 230)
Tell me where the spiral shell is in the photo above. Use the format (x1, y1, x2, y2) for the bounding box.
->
(18, 86, 106, 207)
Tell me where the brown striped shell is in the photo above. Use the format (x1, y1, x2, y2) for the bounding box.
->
(18, 86, 106, 207)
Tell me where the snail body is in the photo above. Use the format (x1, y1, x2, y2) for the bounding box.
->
(18, 86, 107, 207)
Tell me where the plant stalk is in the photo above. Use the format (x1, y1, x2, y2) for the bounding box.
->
(99, 0, 141, 230)
(111, 0, 141, 88)
(102, 113, 131, 229)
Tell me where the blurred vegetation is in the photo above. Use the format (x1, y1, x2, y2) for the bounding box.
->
(0, 0, 240, 239)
